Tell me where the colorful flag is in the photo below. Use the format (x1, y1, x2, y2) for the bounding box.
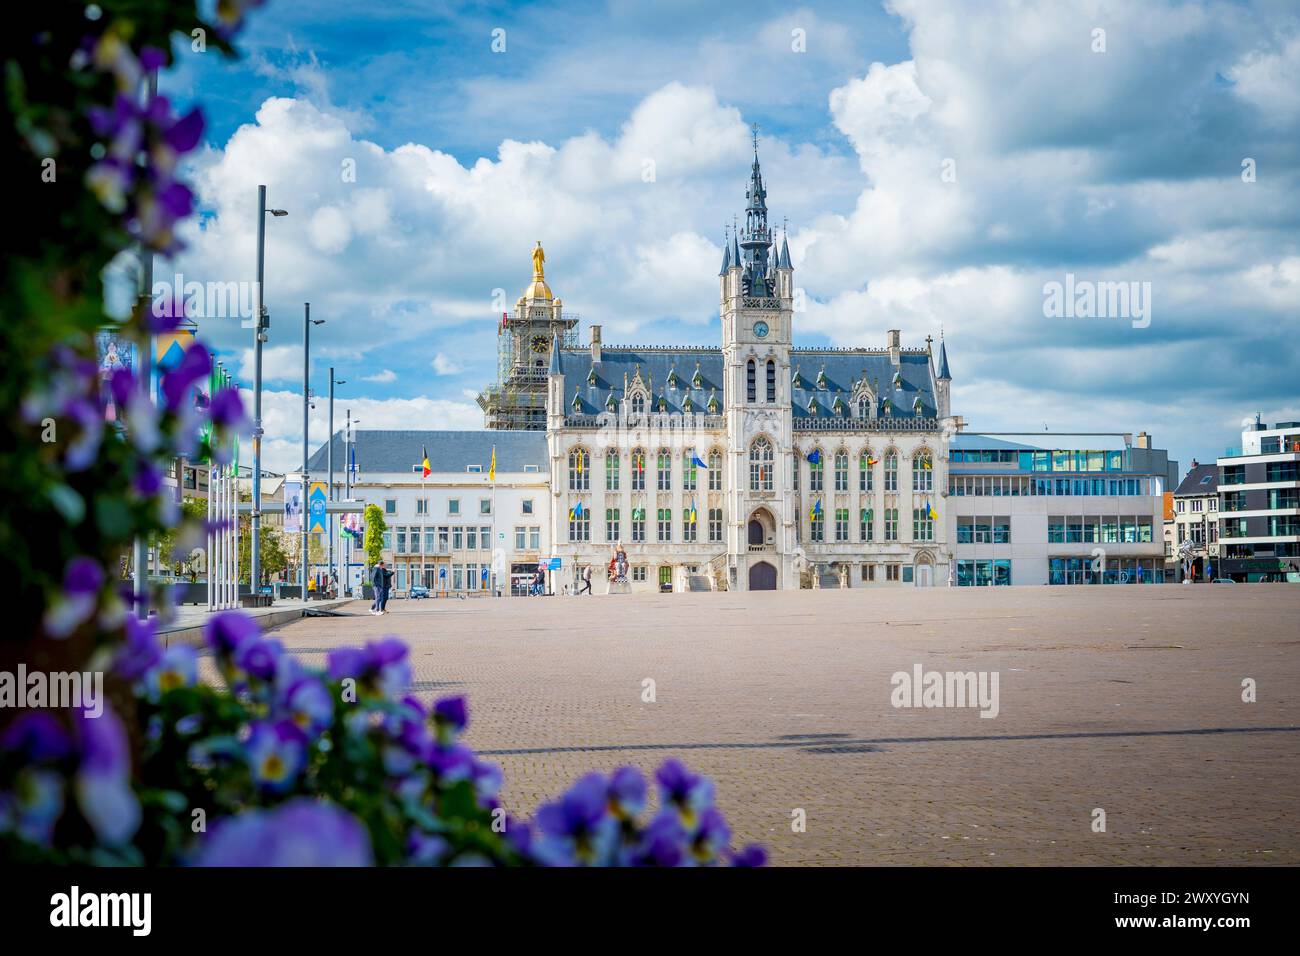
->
(807, 449, 821, 464)
(633, 507, 645, 521)
(867, 455, 878, 467)
(927, 501, 938, 521)
(810, 499, 822, 521)
(421, 445, 431, 479)
(690, 452, 708, 469)
(489, 445, 496, 482)
(921, 457, 933, 470)
(568, 500, 583, 521)
(576, 452, 584, 475)
(688, 500, 697, 525)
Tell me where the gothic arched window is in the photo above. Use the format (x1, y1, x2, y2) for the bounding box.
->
(746, 359, 757, 403)
(766, 360, 776, 402)
(750, 437, 774, 492)
(568, 447, 590, 491)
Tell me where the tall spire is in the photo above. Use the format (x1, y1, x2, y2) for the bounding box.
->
(937, 338, 951, 380)
(739, 124, 773, 295)
(719, 226, 731, 276)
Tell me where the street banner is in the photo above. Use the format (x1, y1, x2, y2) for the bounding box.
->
(283, 480, 303, 533)
(307, 481, 328, 533)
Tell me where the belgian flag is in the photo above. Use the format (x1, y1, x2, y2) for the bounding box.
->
(421, 446, 431, 478)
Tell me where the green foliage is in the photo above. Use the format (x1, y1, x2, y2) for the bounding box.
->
(363, 503, 387, 567)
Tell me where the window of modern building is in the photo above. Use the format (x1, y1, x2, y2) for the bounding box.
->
(657, 450, 672, 491)
(385, 498, 397, 515)
(957, 559, 1011, 586)
(605, 450, 619, 491)
(750, 438, 774, 491)
(834, 451, 849, 491)
(569, 448, 590, 491)
(522, 499, 534, 515)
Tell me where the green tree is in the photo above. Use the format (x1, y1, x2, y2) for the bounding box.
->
(154, 497, 208, 580)
(238, 518, 290, 585)
(363, 503, 387, 569)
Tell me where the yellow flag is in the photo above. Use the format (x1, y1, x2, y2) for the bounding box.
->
(489, 446, 496, 482)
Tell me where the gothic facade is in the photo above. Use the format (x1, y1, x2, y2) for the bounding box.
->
(483, 148, 957, 591)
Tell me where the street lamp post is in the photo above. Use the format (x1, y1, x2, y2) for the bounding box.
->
(302, 304, 324, 604)
(328, 370, 346, 593)
(250, 185, 287, 598)
(345, 411, 359, 596)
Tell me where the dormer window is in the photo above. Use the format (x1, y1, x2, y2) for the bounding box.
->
(667, 369, 678, 389)
(913, 396, 924, 414)
(658, 395, 668, 412)
(682, 394, 694, 413)
(587, 368, 598, 386)
(606, 392, 617, 411)
(892, 371, 903, 390)
(807, 396, 818, 416)
(833, 396, 846, 415)
(707, 390, 720, 414)
(571, 388, 582, 411)
(816, 366, 828, 390)
(692, 362, 703, 388)
(883, 397, 892, 415)
(630, 393, 645, 415)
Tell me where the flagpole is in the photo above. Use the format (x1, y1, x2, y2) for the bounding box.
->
(491, 444, 498, 597)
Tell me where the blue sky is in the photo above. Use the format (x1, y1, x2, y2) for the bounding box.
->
(164, 0, 1299, 472)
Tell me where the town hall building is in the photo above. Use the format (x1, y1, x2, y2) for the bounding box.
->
(480, 146, 958, 591)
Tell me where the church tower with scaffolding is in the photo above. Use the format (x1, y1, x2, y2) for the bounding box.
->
(477, 241, 579, 430)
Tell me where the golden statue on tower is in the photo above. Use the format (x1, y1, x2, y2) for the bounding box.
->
(531, 240, 545, 278)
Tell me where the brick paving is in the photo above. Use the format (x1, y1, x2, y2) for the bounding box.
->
(266, 585, 1300, 865)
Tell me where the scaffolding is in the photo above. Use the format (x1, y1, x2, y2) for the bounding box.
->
(479, 310, 580, 430)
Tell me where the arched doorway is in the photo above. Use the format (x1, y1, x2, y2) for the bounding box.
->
(749, 561, 777, 590)
(748, 519, 765, 546)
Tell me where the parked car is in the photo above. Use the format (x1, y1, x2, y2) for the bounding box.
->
(409, 584, 430, 599)
(1212, 578, 1236, 584)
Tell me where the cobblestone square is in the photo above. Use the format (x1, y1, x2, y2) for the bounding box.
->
(269, 585, 1300, 865)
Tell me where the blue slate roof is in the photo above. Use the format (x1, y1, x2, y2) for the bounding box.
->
(307, 430, 547, 474)
(552, 346, 939, 420)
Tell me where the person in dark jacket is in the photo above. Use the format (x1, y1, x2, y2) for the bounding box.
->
(371, 561, 386, 616)
(380, 565, 394, 613)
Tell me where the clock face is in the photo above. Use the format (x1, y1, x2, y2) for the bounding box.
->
(531, 335, 549, 353)
(754, 320, 770, 338)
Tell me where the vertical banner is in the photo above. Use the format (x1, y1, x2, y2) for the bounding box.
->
(283, 479, 303, 534)
(307, 481, 328, 534)
(95, 330, 137, 422)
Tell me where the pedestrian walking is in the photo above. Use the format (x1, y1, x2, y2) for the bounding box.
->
(578, 564, 592, 595)
(370, 561, 385, 615)
(381, 564, 393, 613)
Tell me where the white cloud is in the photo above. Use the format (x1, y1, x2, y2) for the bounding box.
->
(431, 353, 464, 376)
(361, 369, 397, 383)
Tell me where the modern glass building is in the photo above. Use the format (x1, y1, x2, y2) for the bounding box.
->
(947, 432, 1177, 586)
(1216, 418, 1300, 582)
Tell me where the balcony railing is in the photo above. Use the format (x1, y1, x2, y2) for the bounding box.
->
(794, 417, 940, 432)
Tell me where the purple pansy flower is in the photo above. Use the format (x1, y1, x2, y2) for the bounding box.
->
(63, 396, 104, 472)
(116, 616, 163, 682)
(607, 766, 647, 818)
(234, 636, 283, 682)
(246, 719, 309, 793)
(280, 675, 334, 737)
(1, 712, 73, 763)
(160, 341, 210, 412)
(74, 705, 141, 846)
(533, 772, 619, 866)
(146, 644, 199, 697)
(1, 770, 66, 847)
(193, 798, 372, 867)
(691, 806, 731, 864)
(655, 758, 715, 825)
(206, 610, 260, 657)
(43, 557, 104, 639)
(207, 386, 249, 429)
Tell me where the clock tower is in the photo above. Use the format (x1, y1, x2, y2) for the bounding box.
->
(720, 135, 798, 589)
(478, 241, 578, 429)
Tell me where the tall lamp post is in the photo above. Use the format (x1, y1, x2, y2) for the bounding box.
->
(250, 185, 288, 596)
(302, 303, 324, 604)
(345, 412, 360, 596)
(328, 370, 346, 593)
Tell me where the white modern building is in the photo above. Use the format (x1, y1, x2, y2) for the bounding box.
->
(946, 432, 1176, 586)
(1216, 417, 1300, 582)
(307, 431, 551, 596)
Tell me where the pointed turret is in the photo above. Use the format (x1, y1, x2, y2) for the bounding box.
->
(719, 236, 731, 276)
(937, 339, 951, 380)
(548, 331, 562, 376)
(779, 232, 791, 269)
